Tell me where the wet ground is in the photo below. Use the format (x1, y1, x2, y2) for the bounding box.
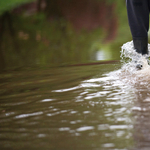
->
(1, 42, 150, 150)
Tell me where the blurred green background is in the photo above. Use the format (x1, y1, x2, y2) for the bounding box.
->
(0, 0, 132, 71)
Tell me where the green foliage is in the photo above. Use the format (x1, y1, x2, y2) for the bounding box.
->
(0, 0, 36, 15)
(115, 0, 131, 41)
(0, 0, 131, 70)
(2, 14, 107, 69)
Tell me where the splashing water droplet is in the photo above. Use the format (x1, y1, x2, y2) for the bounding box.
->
(121, 41, 150, 69)
(120, 41, 150, 74)
(116, 41, 150, 88)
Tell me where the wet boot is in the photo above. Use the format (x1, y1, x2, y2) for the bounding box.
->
(133, 37, 148, 55)
(133, 37, 148, 70)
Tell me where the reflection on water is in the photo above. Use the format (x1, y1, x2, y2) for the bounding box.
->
(1, 42, 150, 149)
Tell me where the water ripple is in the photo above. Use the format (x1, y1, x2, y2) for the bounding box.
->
(15, 112, 43, 119)
(76, 126, 94, 132)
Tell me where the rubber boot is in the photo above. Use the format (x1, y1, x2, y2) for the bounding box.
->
(133, 37, 148, 70)
(133, 37, 148, 55)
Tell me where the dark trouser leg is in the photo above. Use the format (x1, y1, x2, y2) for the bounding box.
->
(126, 0, 150, 55)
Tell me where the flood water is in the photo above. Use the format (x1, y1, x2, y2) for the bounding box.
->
(1, 41, 150, 150)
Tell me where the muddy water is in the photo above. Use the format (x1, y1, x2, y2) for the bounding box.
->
(0, 59, 150, 150)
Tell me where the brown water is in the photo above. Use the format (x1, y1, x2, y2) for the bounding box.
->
(0, 63, 131, 150)
(1, 57, 150, 150)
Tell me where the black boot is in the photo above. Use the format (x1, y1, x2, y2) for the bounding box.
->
(133, 37, 148, 55)
(133, 37, 148, 70)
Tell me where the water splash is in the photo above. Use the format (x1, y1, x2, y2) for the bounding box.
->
(121, 41, 150, 70)
(120, 42, 150, 150)
(100, 41, 150, 93)
(116, 41, 150, 89)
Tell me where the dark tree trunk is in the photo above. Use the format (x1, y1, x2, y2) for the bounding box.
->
(4, 12, 20, 53)
(0, 12, 6, 71)
(0, 11, 21, 72)
(37, 0, 42, 12)
(45, 0, 62, 19)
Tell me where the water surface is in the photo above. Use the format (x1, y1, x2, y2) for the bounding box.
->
(0, 63, 131, 150)
(1, 43, 150, 150)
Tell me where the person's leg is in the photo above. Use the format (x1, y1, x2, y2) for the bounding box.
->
(126, 0, 149, 55)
